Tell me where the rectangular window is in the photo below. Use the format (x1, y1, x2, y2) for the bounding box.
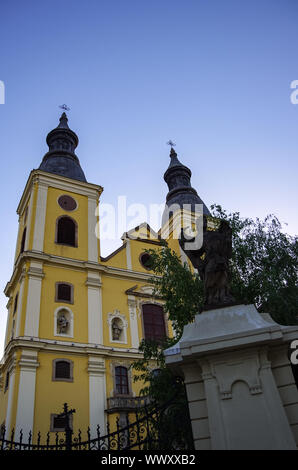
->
(55, 283, 73, 303)
(50, 414, 73, 432)
(115, 366, 129, 395)
(142, 304, 166, 342)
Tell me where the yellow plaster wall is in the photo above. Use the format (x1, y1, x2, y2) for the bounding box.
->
(33, 351, 89, 437)
(43, 187, 88, 261)
(0, 367, 10, 425)
(38, 265, 88, 343)
(130, 240, 160, 273)
(105, 358, 144, 402)
(101, 276, 133, 348)
(0, 350, 22, 432)
(101, 244, 127, 269)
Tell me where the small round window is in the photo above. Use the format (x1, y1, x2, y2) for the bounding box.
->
(139, 253, 153, 270)
(58, 195, 77, 211)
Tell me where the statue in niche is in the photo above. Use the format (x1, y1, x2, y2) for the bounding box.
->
(112, 318, 123, 341)
(57, 312, 69, 334)
(179, 216, 236, 310)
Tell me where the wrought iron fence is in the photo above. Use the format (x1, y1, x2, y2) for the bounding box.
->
(0, 394, 193, 451)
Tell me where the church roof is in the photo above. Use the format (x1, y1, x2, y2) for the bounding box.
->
(39, 113, 87, 182)
(162, 146, 210, 226)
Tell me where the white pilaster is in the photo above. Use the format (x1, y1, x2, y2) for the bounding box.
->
(4, 299, 12, 347)
(15, 350, 39, 439)
(5, 354, 17, 435)
(32, 183, 48, 252)
(24, 188, 34, 251)
(88, 356, 106, 437)
(126, 239, 132, 270)
(127, 295, 139, 350)
(15, 269, 26, 339)
(24, 261, 44, 338)
(88, 196, 99, 262)
(86, 272, 103, 345)
(199, 360, 227, 449)
(14, 218, 21, 265)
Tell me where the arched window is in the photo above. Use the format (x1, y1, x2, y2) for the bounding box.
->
(52, 359, 73, 382)
(115, 366, 129, 395)
(20, 227, 27, 253)
(142, 304, 166, 342)
(56, 216, 77, 247)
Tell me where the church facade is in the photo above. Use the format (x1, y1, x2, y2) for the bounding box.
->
(0, 113, 209, 439)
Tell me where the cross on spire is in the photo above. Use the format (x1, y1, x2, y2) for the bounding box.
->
(167, 140, 176, 148)
(59, 104, 70, 112)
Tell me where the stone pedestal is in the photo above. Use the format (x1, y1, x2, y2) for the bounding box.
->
(165, 304, 298, 450)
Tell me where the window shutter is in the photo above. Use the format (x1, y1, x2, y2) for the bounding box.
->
(115, 366, 129, 395)
(57, 283, 72, 302)
(53, 416, 67, 430)
(55, 361, 71, 379)
(142, 304, 166, 341)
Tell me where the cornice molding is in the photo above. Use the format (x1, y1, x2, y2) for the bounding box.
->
(87, 358, 106, 376)
(17, 170, 103, 216)
(1, 337, 144, 363)
(85, 277, 102, 288)
(6, 251, 155, 296)
(18, 351, 40, 371)
(27, 267, 45, 280)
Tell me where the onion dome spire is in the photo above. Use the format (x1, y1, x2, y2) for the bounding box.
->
(162, 145, 210, 226)
(39, 112, 87, 182)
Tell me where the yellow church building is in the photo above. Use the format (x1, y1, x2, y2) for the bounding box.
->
(0, 112, 209, 442)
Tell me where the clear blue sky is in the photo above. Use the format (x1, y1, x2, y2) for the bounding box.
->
(0, 0, 298, 354)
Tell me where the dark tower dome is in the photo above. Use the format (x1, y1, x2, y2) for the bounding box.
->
(39, 113, 87, 182)
(162, 146, 210, 226)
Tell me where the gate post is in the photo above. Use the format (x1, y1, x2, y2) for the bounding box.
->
(165, 304, 298, 450)
(57, 403, 76, 450)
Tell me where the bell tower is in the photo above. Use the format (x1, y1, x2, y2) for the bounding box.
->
(160, 145, 210, 265)
(1, 113, 104, 438)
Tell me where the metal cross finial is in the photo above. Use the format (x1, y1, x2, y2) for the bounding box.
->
(59, 104, 70, 112)
(167, 140, 176, 148)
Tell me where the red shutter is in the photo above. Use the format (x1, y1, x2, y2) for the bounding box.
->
(142, 304, 166, 341)
(115, 366, 129, 395)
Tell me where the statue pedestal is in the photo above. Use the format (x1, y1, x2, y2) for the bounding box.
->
(165, 304, 298, 450)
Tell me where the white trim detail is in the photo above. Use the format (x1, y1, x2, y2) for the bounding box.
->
(15, 350, 39, 438)
(88, 197, 98, 262)
(24, 262, 44, 338)
(107, 310, 128, 344)
(127, 296, 139, 350)
(54, 306, 74, 338)
(86, 272, 103, 345)
(88, 356, 106, 438)
(32, 183, 48, 252)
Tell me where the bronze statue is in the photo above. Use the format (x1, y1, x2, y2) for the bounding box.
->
(180, 216, 235, 310)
